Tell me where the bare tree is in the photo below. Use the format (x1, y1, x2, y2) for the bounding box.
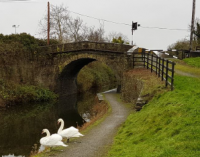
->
(38, 4, 70, 43)
(39, 4, 128, 44)
(50, 4, 70, 43)
(67, 17, 87, 42)
(87, 24, 105, 42)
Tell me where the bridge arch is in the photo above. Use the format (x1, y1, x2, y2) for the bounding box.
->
(58, 58, 96, 95)
(57, 52, 125, 95)
(37, 42, 133, 96)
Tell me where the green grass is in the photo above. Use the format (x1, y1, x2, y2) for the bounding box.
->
(170, 58, 200, 77)
(184, 57, 200, 68)
(106, 75, 200, 157)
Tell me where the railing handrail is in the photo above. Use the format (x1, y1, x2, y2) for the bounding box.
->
(132, 52, 175, 90)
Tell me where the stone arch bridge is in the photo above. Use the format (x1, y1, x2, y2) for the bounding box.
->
(36, 41, 133, 96)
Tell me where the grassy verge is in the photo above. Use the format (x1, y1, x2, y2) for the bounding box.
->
(184, 57, 200, 68)
(106, 75, 200, 156)
(170, 58, 200, 77)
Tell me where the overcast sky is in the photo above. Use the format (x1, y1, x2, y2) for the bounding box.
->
(0, 0, 199, 50)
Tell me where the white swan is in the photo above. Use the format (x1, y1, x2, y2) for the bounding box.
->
(57, 118, 84, 143)
(40, 129, 67, 151)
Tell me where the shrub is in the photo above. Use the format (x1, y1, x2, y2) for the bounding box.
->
(0, 79, 57, 106)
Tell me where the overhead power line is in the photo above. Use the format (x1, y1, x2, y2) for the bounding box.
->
(68, 10, 130, 26)
(68, 9, 188, 31)
(140, 26, 188, 31)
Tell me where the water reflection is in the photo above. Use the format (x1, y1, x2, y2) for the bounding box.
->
(77, 91, 97, 122)
(0, 91, 97, 157)
(2, 155, 24, 157)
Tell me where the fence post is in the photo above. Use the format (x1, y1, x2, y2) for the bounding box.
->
(133, 54, 135, 68)
(151, 54, 153, 72)
(156, 55, 158, 75)
(158, 57, 161, 77)
(165, 60, 169, 87)
(171, 62, 175, 90)
(147, 53, 149, 69)
(162, 58, 164, 81)
(144, 52, 146, 67)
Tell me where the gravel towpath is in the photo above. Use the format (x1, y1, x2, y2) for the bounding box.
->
(175, 69, 199, 78)
(55, 90, 130, 157)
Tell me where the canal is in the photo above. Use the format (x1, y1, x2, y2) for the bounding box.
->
(0, 89, 103, 157)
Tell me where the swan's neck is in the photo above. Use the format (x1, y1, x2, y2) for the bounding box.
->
(45, 130, 50, 137)
(58, 120, 64, 133)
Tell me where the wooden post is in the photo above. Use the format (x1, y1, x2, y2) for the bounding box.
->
(165, 60, 169, 87)
(189, 0, 196, 51)
(147, 53, 149, 69)
(158, 57, 161, 77)
(171, 62, 175, 90)
(144, 52, 146, 68)
(156, 55, 158, 75)
(133, 54, 135, 68)
(47, 2, 50, 45)
(162, 58, 164, 81)
(151, 54, 153, 72)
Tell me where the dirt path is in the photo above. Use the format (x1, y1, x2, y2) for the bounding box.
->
(55, 90, 130, 157)
(175, 69, 199, 78)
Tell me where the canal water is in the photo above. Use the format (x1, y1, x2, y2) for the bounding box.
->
(0, 89, 102, 157)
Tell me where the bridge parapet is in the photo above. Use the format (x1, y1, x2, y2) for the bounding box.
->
(37, 41, 132, 54)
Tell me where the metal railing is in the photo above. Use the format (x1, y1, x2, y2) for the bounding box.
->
(132, 52, 176, 90)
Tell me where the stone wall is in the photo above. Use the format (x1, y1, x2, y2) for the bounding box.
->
(0, 49, 133, 96)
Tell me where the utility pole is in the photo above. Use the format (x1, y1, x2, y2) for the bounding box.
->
(189, 0, 196, 51)
(131, 29, 134, 45)
(47, 1, 50, 45)
(12, 25, 19, 34)
(131, 22, 139, 45)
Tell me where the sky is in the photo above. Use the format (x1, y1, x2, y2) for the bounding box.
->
(0, 0, 199, 50)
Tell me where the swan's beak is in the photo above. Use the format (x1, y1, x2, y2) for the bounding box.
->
(57, 121, 60, 125)
(41, 131, 44, 134)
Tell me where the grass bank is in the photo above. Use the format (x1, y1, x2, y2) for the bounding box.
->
(170, 58, 200, 77)
(106, 59, 200, 157)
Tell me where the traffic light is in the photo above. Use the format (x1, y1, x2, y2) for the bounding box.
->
(132, 22, 137, 30)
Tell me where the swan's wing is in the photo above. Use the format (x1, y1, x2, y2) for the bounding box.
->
(61, 128, 83, 138)
(71, 132, 84, 137)
(59, 128, 71, 137)
(40, 137, 49, 145)
(51, 133, 63, 141)
(46, 134, 63, 145)
(68, 126, 79, 131)
(53, 141, 68, 147)
(49, 134, 67, 147)
(59, 128, 77, 137)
